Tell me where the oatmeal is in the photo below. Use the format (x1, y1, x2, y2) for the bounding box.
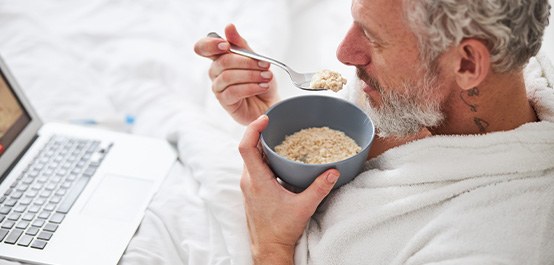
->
(309, 69, 347, 92)
(274, 127, 361, 164)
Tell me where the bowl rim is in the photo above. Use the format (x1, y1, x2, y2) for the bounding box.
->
(260, 94, 375, 167)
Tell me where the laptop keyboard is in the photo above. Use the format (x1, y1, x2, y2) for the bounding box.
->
(0, 135, 111, 249)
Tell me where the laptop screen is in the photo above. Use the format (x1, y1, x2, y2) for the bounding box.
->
(0, 69, 32, 158)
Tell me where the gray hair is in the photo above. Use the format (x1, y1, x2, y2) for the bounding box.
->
(404, 0, 551, 73)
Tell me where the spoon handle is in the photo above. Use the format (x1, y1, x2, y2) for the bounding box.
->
(207, 32, 288, 71)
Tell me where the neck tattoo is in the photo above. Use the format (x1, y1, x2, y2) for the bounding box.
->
(460, 87, 490, 133)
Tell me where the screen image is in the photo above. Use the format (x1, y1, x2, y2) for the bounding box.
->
(0, 70, 30, 156)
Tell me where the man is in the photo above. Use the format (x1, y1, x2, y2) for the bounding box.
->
(195, 0, 554, 264)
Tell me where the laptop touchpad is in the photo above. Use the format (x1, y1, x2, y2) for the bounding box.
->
(80, 174, 154, 222)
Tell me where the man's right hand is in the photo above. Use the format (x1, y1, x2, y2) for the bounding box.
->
(194, 24, 280, 125)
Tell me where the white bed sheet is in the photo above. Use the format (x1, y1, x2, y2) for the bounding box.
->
(0, 0, 553, 264)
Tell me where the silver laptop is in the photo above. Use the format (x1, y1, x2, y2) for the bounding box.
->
(0, 55, 176, 265)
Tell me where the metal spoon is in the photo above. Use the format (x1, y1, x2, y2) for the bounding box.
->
(207, 32, 325, 91)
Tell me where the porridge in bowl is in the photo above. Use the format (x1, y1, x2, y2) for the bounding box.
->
(261, 95, 374, 189)
(274, 126, 361, 164)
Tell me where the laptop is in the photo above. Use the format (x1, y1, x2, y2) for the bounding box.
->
(0, 55, 177, 265)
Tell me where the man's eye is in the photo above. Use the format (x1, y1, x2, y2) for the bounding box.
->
(362, 31, 381, 47)
(366, 38, 381, 48)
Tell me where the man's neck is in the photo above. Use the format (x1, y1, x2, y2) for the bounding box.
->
(432, 71, 538, 135)
(366, 71, 538, 160)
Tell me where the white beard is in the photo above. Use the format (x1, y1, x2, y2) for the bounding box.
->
(351, 77, 444, 138)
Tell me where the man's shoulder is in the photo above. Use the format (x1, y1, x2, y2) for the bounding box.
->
(406, 174, 554, 264)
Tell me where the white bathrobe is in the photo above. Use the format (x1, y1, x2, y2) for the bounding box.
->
(295, 53, 554, 265)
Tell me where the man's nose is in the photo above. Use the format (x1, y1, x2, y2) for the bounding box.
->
(337, 24, 372, 67)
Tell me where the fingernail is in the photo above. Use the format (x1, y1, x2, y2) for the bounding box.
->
(259, 83, 270, 88)
(326, 171, 339, 184)
(258, 61, 269, 68)
(260, 71, 272, 79)
(218, 42, 229, 51)
(257, 114, 268, 121)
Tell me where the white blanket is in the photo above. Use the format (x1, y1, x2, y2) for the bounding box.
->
(295, 53, 554, 265)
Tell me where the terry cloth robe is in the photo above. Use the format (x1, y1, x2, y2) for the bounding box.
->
(294, 53, 554, 265)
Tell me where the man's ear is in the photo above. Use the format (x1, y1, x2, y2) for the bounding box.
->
(454, 39, 490, 90)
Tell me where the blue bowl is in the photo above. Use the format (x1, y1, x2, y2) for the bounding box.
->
(261, 95, 375, 189)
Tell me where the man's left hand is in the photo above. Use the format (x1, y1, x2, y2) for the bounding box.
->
(239, 115, 340, 264)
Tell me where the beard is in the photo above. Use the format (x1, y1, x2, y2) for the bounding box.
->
(354, 66, 445, 138)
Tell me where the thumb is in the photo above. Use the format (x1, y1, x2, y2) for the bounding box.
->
(239, 115, 273, 180)
(300, 169, 340, 208)
(224, 23, 252, 50)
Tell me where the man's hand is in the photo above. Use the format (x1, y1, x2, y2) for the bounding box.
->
(194, 24, 280, 125)
(239, 115, 340, 264)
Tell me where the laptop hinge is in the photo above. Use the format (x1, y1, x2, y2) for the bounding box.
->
(0, 134, 39, 183)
